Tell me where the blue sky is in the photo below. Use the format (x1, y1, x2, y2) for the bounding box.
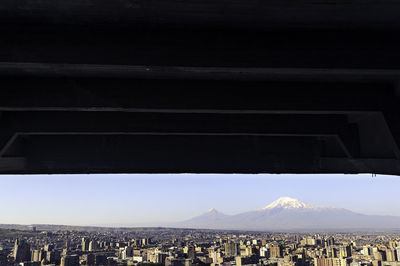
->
(0, 174, 399, 226)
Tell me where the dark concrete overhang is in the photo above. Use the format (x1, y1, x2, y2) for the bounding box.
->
(0, 0, 400, 174)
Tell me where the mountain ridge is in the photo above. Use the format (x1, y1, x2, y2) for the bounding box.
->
(175, 197, 400, 231)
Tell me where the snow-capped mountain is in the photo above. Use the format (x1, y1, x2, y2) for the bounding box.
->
(174, 197, 400, 231)
(262, 197, 313, 210)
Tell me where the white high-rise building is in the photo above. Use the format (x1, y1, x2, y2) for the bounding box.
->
(260, 247, 269, 257)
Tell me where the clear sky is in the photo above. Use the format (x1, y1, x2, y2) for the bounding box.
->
(0, 174, 399, 226)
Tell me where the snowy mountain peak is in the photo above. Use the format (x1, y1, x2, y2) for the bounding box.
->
(195, 208, 227, 218)
(263, 197, 311, 210)
(203, 208, 225, 216)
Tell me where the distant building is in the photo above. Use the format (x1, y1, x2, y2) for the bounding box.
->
(209, 249, 223, 264)
(372, 260, 382, 266)
(149, 252, 168, 264)
(260, 247, 269, 257)
(270, 245, 282, 258)
(141, 238, 150, 246)
(165, 257, 192, 266)
(81, 237, 89, 252)
(31, 249, 44, 262)
(46, 250, 61, 264)
(386, 249, 397, 262)
(133, 255, 145, 262)
(60, 255, 79, 266)
(184, 245, 196, 259)
(339, 246, 352, 258)
(65, 239, 70, 249)
(94, 254, 108, 265)
(87, 253, 95, 265)
(88, 240, 97, 251)
(373, 250, 384, 261)
(326, 237, 335, 247)
(236, 255, 259, 266)
(225, 241, 238, 257)
(19, 262, 40, 266)
(239, 245, 254, 257)
(363, 246, 372, 256)
(13, 239, 31, 263)
(120, 246, 133, 259)
(314, 257, 347, 266)
(0, 253, 7, 265)
(327, 247, 338, 258)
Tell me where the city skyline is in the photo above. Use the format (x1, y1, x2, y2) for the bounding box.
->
(0, 174, 400, 226)
(3, 226, 400, 266)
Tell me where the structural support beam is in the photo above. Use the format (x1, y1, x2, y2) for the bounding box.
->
(2, 63, 400, 82)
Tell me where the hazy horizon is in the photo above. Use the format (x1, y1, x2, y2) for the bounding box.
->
(1, 174, 400, 227)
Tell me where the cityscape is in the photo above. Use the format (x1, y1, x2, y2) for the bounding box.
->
(1, 196, 400, 266)
(1, 224, 400, 266)
(1, 175, 400, 266)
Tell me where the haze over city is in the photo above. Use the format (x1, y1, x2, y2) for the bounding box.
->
(1, 174, 399, 227)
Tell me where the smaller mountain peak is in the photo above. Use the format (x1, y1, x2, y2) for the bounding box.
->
(263, 197, 311, 210)
(201, 208, 226, 217)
